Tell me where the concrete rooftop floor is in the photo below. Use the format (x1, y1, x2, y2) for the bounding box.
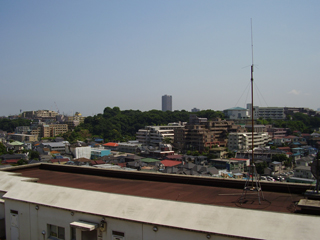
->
(10, 165, 306, 214)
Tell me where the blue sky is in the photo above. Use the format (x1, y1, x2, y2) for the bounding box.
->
(1, 1, 319, 116)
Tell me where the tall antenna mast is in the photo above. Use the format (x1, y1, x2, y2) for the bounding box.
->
(250, 18, 255, 186)
(239, 19, 265, 205)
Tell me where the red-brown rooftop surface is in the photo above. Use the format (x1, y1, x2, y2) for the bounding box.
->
(12, 166, 304, 214)
(103, 142, 119, 147)
(161, 160, 182, 167)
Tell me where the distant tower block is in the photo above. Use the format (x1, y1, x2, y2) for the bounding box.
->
(162, 95, 172, 111)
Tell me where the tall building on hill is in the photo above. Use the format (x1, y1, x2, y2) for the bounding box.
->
(162, 95, 172, 111)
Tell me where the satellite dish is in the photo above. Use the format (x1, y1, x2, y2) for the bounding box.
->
(311, 159, 320, 180)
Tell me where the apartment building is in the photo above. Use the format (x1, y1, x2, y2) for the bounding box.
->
(64, 112, 86, 129)
(30, 124, 68, 138)
(223, 107, 249, 120)
(174, 115, 243, 151)
(136, 124, 184, 146)
(8, 133, 38, 142)
(247, 104, 285, 120)
(227, 132, 271, 151)
(21, 110, 59, 119)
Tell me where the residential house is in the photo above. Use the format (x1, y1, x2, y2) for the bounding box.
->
(294, 166, 314, 179)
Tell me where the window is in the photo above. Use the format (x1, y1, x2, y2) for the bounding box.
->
(112, 231, 125, 240)
(48, 224, 65, 240)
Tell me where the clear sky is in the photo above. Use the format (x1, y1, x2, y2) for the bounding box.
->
(1, 1, 319, 116)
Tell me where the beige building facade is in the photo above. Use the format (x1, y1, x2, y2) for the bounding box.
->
(22, 110, 59, 119)
(174, 116, 243, 151)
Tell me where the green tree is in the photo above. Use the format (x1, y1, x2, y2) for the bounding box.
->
(29, 150, 40, 160)
(0, 143, 7, 155)
(256, 161, 268, 175)
(271, 154, 288, 163)
(163, 137, 172, 144)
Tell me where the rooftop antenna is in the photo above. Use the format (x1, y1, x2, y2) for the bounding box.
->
(239, 19, 265, 205)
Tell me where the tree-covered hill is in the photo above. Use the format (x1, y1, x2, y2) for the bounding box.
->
(256, 112, 320, 134)
(0, 118, 31, 132)
(64, 107, 224, 143)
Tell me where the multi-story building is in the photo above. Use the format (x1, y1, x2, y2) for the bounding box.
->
(14, 126, 31, 134)
(245, 124, 271, 133)
(42, 124, 68, 138)
(174, 115, 243, 151)
(267, 127, 288, 138)
(284, 107, 317, 117)
(8, 134, 38, 142)
(247, 104, 286, 120)
(162, 95, 172, 111)
(30, 124, 68, 138)
(136, 123, 185, 146)
(21, 110, 59, 119)
(227, 132, 271, 151)
(223, 107, 249, 120)
(64, 112, 86, 129)
(117, 141, 142, 154)
(41, 142, 67, 153)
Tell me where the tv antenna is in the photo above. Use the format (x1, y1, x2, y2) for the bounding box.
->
(239, 19, 265, 205)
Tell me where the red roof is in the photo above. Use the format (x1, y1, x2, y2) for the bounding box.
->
(161, 160, 182, 167)
(284, 135, 296, 139)
(117, 163, 127, 168)
(3, 159, 20, 163)
(91, 160, 105, 165)
(278, 147, 291, 150)
(229, 158, 249, 161)
(103, 142, 119, 147)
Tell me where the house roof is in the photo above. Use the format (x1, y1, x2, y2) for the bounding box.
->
(161, 160, 182, 167)
(73, 157, 91, 162)
(229, 158, 249, 161)
(3, 159, 21, 164)
(103, 142, 119, 147)
(295, 166, 311, 171)
(50, 151, 60, 154)
(141, 158, 160, 163)
(90, 160, 105, 165)
(8, 141, 24, 146)
(49, 158, 69, 163)
(166, 155, 183, 160)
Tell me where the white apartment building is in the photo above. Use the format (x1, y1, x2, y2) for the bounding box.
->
(136, 124, 184, 146)
(223, 107, 249, 120)
(227, 132, 271, 151)
(247, 104, 285, 120)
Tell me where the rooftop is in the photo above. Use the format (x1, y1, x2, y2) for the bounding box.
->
(2, 163, 313, 214)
